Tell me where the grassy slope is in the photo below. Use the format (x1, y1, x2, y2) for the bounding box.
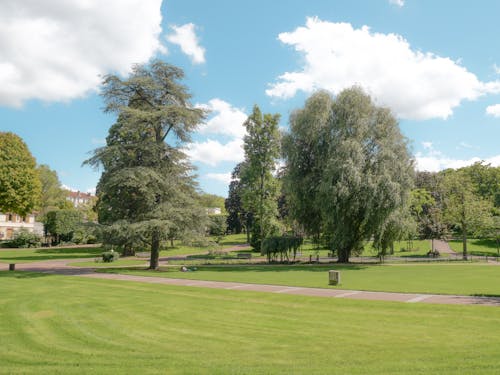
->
(1, 271, 500, 374)
(103, 263, 500, 296)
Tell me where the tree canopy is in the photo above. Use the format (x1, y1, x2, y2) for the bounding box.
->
(239, 105, 281, 251)
(0, 132, 41, 216)
(86, 60, 207, 268)
(283, 87, 414, 262)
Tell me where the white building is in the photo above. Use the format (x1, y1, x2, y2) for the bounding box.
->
(66, 191, 94, 207)
(0, 212, 39, 240)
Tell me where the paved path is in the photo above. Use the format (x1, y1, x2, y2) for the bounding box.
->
(2, 258, 500, 307)
(432, 239, 456, 254)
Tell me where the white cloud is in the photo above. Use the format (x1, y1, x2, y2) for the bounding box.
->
(205, 173, 232, 184)
(494, 64, 500, 75)
(267, 18, 500, 120)
(422, 141, 433, 150)
(0, 0, 164, 108)
(196, 99, 247, 138)
(389, 0, 405, 7)
(186, 138, 244, 166)
(166, 23, 205, 64)
(415, 144, 500, 172)
(486, 104, 500, 117)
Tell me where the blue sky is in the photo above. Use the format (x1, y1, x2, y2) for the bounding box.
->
(2, 0, 500, 197)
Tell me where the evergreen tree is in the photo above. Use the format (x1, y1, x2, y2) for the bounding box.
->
(86, 61, 207, 269)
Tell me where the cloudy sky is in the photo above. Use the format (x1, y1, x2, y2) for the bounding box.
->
(2, 0, 500, 196)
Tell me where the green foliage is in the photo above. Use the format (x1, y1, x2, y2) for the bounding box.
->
(282, 91, 332, 239)
(102, 250, 119, 262)
(225, 163, 248, 234)
(208, 214, 227, 243)
(45, 209, 83, 243)
(283, 88, 414, 262)
(0, 132, 41, 216)
(85, 60, 207, 267)
(441, 169, 494, 258)
(199, 193, 226, 214)
(261, 235, 303, 262)
(240, 106, 281, 251)
(36, 164, 67, 220)
(7, 229, 42, 248)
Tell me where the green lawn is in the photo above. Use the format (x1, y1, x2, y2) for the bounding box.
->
(103, 263, 500, 296)
(449, 238, 500, 257)
(158, 233, 249, 258)
(0, 246, 103, 263)
(1, 271, 500, 374)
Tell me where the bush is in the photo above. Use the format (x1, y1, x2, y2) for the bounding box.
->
(9, 229, 42, 248)
(102, 250, 119, 262)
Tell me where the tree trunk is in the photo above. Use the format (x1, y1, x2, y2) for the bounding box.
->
(337, 249, 350, 263)
(122, 244, 135, 256)
(246, 215, 251, 244)
(149, 231, 160, 270)
(462, 225, 468, 260)
(170, 238, 174, 247)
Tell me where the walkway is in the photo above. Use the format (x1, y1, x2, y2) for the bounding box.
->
(2, 258, 500, 307)
(432, 239, 456, 254)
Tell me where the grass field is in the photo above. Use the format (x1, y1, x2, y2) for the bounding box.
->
(449, 238, 500, 257)
(1, 271, 500, 374)
(158, 233, 249, 257)
(0, 246, 103, 263)
(102, 263, 500, 296)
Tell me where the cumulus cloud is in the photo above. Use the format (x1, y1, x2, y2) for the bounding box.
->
(166, 23, 205, 64)
(0, 0, 164, 108)
(415, 144, 500, 172)
(267, 18, 500, 120)
(186, 138, 244, 167)
(205, 173, 232, 184)
(389, 0, 405, 6)
(196, 99, 247, 138)
(186, 98, 247, 167)
(486, 104, 500, 117)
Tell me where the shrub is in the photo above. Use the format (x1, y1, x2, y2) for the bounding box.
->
(102, 250, 119, 262)
(9, 229, 42, 248)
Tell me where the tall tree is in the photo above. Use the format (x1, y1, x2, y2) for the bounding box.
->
(225, 163, 247, 236)
(442, 169, 493, 259)
(284, 88, 414, 262)
(0, 132, 41, 216)
(240, 106, 281, 251)
(36, 164, 68, 219)
(282, 91, 332, 241)
(86, 60, 207, 269)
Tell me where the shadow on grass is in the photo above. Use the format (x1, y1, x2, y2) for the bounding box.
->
(0, 247, 103, 262)
(173, 264, 370, 273)
(0, 271, 52, 279)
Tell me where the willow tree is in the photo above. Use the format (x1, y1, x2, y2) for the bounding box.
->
(86, 60, 207, 269)
(282, 91, 332, 243)
(283, 88, 414, 262)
